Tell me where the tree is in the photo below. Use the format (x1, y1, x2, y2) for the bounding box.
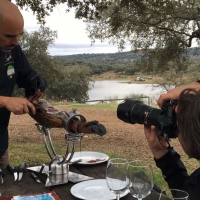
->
(153, 55, 192, 92)
(14, 27, 91, 102)
(14, 1, 200, 74)
(48, 65, 90, 102)
(14, 0, 109, 23)
(20, 27, 59, 83)
(124, 64, 139, 75)
(85, 1, 200, 72)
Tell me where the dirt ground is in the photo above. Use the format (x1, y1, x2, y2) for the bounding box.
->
(8, 104, 185, 166)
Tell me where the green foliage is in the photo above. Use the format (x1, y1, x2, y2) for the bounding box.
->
(13, 27, 91, 102)
(48, 65, 90, 102)
(55, 48, 200, 92)
(56, 47, 200, 75)
(14, 1, 200, 75)
(20, 27, 59, 83)
(56, 51, 141, 75)
(85, 0, 200, 72)
(153, 56, 198, 90)
(15, 1, 109, 24)
(124, 94, 149, 104)
(125, 64, 140, 75)
(124, 93, 146, 98)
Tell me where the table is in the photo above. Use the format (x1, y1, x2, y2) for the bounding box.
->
(0, 162, 167, 200)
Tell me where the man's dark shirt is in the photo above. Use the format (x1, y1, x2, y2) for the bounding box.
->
(0, 45, 37, 158)
(155, 151, 200, 200)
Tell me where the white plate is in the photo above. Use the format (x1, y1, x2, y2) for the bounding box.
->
(69, 151, 109, 165)
(70, 179, 129, 200)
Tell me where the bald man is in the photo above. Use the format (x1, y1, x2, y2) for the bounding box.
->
(0, 0, 47, 168)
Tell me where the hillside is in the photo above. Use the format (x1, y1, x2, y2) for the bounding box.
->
(56, 51, 142, 63)
(55, 47, 200, 63)
(54, 47, 200, 77)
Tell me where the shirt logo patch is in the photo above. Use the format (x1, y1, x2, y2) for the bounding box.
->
(7, 65, 15, 79)
(5, 53, 12, 62)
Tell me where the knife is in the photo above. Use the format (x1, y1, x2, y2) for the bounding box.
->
(68, 171, 94, 183)
(18, 162, 26, 181)
(30, 172, 41, 183)
(69, 159, 82, 165)
(7, 164, 18, 181)
(0, 168, 4, 184)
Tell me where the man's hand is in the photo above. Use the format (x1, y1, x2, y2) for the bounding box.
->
(144, 125, 168, 159)
(157, 82, 200, 108)
(1, 97, 35, 115)
(25, 75, 47, 98)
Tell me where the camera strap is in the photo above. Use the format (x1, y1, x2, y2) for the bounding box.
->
(167, 146, 176, 154)
(158, 136, 176, 154)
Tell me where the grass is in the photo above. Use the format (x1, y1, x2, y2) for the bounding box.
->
(9, 140, 169, 189)
(9, 142, 50, 166)
(51, 102, 119, 109)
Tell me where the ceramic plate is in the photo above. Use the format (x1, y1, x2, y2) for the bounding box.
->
(69, 151, 109, 165)
(70, 179, 129, 200)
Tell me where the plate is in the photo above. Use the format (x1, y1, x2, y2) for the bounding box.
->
(70, 179, 129, 200)
(69, 151, 109, 165)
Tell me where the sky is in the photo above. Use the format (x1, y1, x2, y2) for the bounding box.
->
(20, 5, 131, 56)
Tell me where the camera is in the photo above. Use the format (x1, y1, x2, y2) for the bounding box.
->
(117, 99, 178, 140)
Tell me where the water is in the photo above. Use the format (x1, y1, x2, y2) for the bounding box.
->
(88, 80, 164, 101)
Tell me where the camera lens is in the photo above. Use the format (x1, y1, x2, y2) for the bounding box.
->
(117, 99, 177, 139)
(117, 99, 161, 126)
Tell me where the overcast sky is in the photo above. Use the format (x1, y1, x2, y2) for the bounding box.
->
(20, 5, 131, 56)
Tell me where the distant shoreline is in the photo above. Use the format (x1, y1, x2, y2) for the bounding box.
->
(91, 71, 159, 84)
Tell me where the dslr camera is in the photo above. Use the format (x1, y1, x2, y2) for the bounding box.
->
(117, 99, 178, 140)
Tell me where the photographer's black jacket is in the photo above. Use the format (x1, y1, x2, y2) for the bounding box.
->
(155, 151, 200, 200)
(0, 45, 38, 158)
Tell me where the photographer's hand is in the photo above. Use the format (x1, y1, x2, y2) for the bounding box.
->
(144, 125, 168, 159)
(157, 81, 200, 108)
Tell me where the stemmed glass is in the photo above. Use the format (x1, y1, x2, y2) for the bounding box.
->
(106, 158, 129, 200)
(128, 160, 154, 200)
(159, 189, 189, 200)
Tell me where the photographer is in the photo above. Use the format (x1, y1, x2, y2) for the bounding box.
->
(144, 88, 200, 199)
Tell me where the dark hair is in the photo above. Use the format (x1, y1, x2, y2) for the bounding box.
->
(177, 88, 200, 160)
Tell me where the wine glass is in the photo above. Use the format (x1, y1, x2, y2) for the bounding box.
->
(106, 158, 129, 200)
(159, 189, 189, 200)
(128, 160, 154, 200)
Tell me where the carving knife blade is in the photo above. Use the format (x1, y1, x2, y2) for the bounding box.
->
(0, 168, 4, 184)
(18, 162, 26, 181)
(68, 171, 94, 183)
(30, 172, 41, 183)
(7, 164, 18, 181)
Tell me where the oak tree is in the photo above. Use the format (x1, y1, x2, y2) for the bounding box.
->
(14, 1, 200, 73)
(14, 27, 90, 102)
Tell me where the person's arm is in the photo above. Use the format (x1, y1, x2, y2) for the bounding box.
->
(144, 125, 189, 189)
(0, 96, 35, 115)
(155, 151, 189, 189)
(157, 81, 200, 107)
(13, 45, 47, 97)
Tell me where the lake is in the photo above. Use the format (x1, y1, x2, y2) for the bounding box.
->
(88, 80, 164, 102)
